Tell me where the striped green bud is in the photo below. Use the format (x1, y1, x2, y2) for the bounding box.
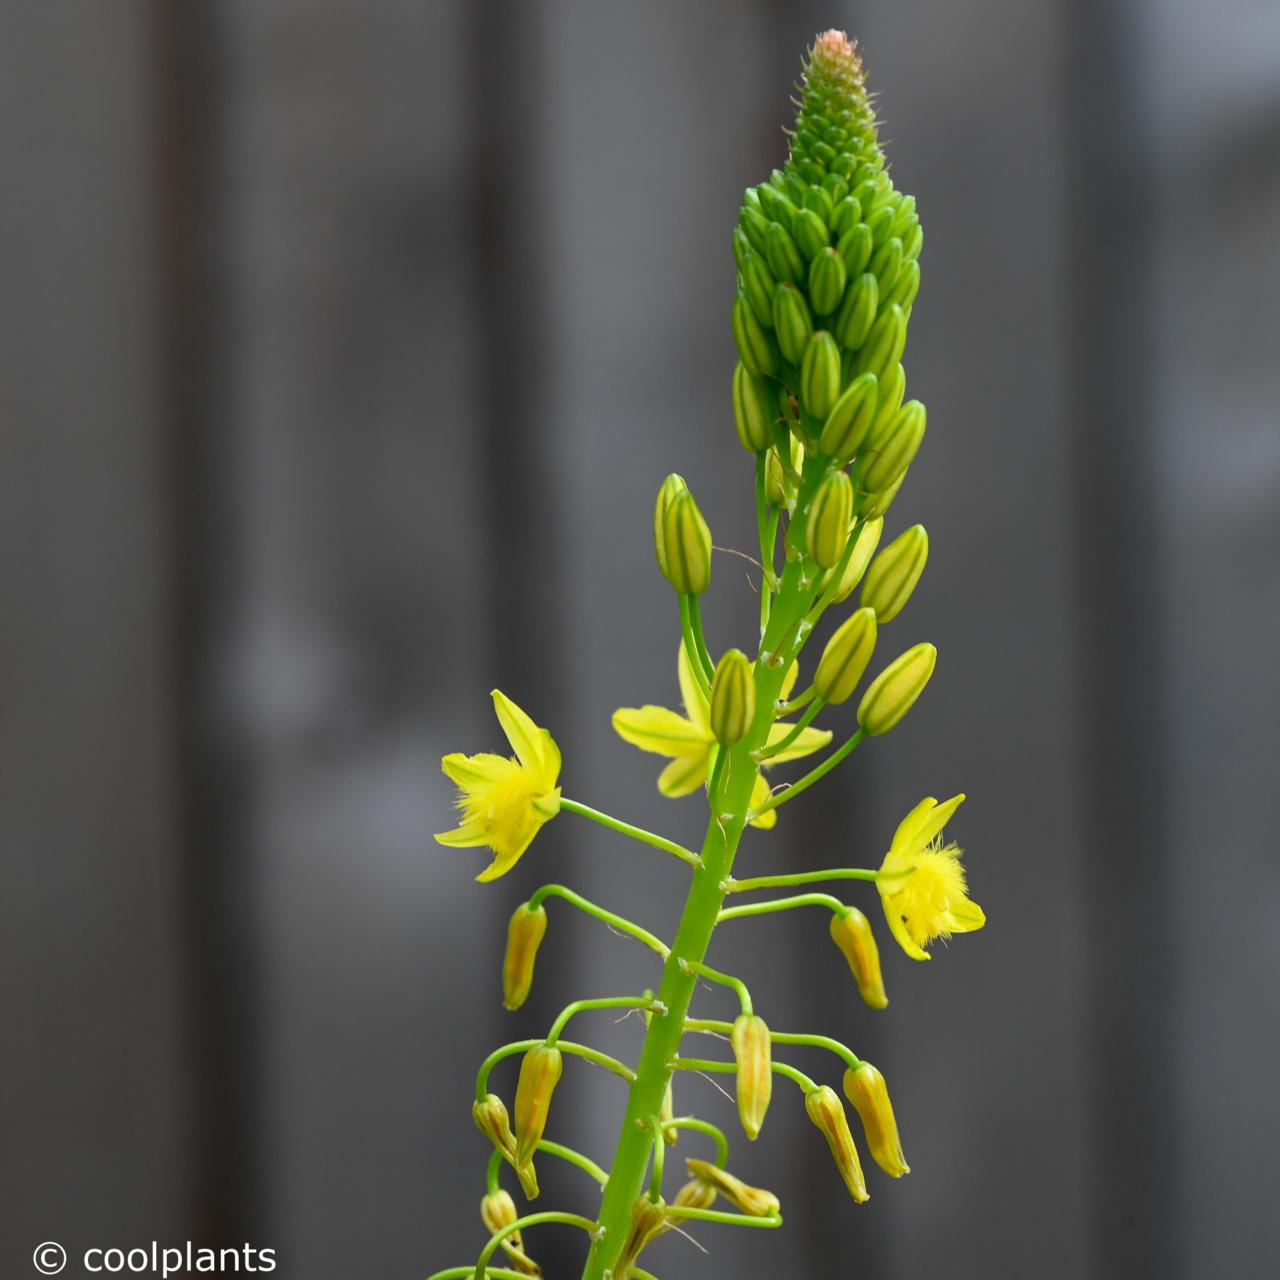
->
(857, 303, 907, 382)
(814, 607, 877, 704)
(794, 206, 830, 259)
(902, 220, 924, 262)
(831, 195, 862, 238)
(800, 331, 841, 420)
(732, 362, 774, 453)
(804, 184, 834, 224)
(866, 362, 906, 448)
(732, 226, 751, 271)
(764, 446, 788, 506)
(835, 272, 878, 350)
(865, 203, 896, 246)
(861, 523, 928, 623)
(868, 236, 904, 294)
(730, 1013, 773, 1139)
(808, 246, 848, 316)
(829, 516, 883, 603)
(709, 649, 756, 746)
(883, 259, 921, 314)
(733, 293, 779, 377)
(806, 469, 854, 569)
(514, 1043, 563, 1167)
(613, 1196, 669, 1279)
(857, 642, 937, 735)
(829, 906, 888, 1009)
(740, 251, 777, 328)
(889, 194, 917, 240)
(837, 222, 873, 276)
(502, 901, 548, 1011)
(765, 220, 805, 284)
(818, 371, 877, 463)
(655, 482, 712, 595)
(861, 470, 906, 519)
(862, 399, 926, 493)
(740, 203, 770, 255)
(773, 283, 813, 364)
(756, 181, 796, 230)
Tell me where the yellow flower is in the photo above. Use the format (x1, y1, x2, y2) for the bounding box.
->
(435, 690, 562, 881)
(611, 648, 831, 829)
(876, 794, 985, 960)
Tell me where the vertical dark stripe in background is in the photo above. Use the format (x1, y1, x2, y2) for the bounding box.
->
(148, 0, 262, 1247)
(1066, 6, 1178, 1277)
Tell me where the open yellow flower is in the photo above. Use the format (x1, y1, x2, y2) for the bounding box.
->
(612, 648, 831, 829)
(436, 690, 562, 882)
(876, 794, 985, 960)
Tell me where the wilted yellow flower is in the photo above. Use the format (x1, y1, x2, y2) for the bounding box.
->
(436, 691, 562, 882)
(612, 648, 830, 829)
(877, 794, 985, 961)
(685, 1158, 780, 1217)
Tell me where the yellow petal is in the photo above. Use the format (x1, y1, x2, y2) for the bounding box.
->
(890, 796, 938, 853)
(678, 644, 711, 731)
(491, 689, 550, 774)
(658, 753, 710, 797)
(882, 898, 931, 962)
(748, 774, 778, 830)
(537, 728, 563, 787)
(899, 793, 965, 851)
(441, 752, 513, 790)
(435, 822, 490, 848)
(612, 705, 708, 756)
(948, 897, 986, 934)
(777, 659, 801, 703)
(763, 724, 833, 764)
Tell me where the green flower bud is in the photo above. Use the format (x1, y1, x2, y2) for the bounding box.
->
(890, 194, 917, 238)
(861, 470, 906, 519)
(740, 251, 777, 328)
(829, 516, 883, 603)
(804, 184, 834, 225)
(857, 303, 907, 382)
(764, 446, 788, 507)
(502, 901, 548, 1011)
(730, 1013, 773, 1139)
(765, 220, 805, 284)
(740, 204, 770, 255)
(800, 331, 841, 421)
(861, 523, 928, 623)
(732, 226, 752, 271)
(657, 487, 712, 595)
(882, 258, 921, 315)
(857, 642, 937, 735)
(685, 1159, 780, 1217)
(837, 222, 873, 276)
(773, 283, 813, 364)
(613, 1196, 669, 1279)
(862, 398, 926, 493)
(818, 371, 878, 464)
(831, 195, 862, 238)
(835, 272, 878, 351)
(865, 202, 896, 246)
(733, 293, 780, 377)
(806, 469, 854, 569)
(653, 473, 687, 580)
(868, 236, 904, 294)
(794, 206, 830, 260)
(514, 1043, 563, 1167)
(756, 182, 796, 231)
(732, 362, 775, 453)
(808, 246, 848, 317)
(866, 362, 906, 448)
(902, 221, 924, 263)
(814, 607, 878, 704)
(480, 1189, 541, 1276)
(710, 649, 756, 746)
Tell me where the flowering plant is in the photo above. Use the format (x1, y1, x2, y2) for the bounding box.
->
(429, 31, 984, 1280)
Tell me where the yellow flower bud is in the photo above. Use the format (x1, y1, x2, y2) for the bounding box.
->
(828, 517, 883, 604)
(513, 1044, 563, 1168)
(814, 607, 877, 705)
(502, 901, 548, 1012)
(710, 649, 756, 746)
(843, 1062, 910, 1178)
(732, 362, 774, 454)
(862, 399, 926, 493)
(656, 486, 712, 596)
(861, 524, 928, 624)
(866, 361, 906, 449)
(800, 330, 842, 421)
(835, 270, 878, 349)
(804, 1085, 869, 1204)
(652, 473, 687, 581)
(858, 303, 906, 383)
(857, 642, 937, 735)
(685, 1158, 780, 1217)
(817, 371, 878, 464)
(612, 1196, 668, 1278)
(730, 1013, 773, 1139)
(773, 282, 814, 364)
(808, 245, 848, 316)
(733, 292, 780, 377)
(829, 906, 888, 1009)
(764, 445, 788, 506)
(806, 469, 854, 569)
(480, 1190, 540, 1276)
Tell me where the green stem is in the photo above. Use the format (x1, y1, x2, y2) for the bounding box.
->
(476, 1039, 633, 1103)
(546, 997, 662, 1047)
(749, 727, 868, 820)
(669, 1055, 817, 1093)
(529, 884, 670, 958)
(681, 959, 752, 1014)
(679, 594, 714, 692)
(559, 797, 700, 868)
(754, 697, 826, 761)
(538, 1140, 609, 1185)
(777, 683, 816, 715)
(725, 867, 879, 892)
(486, 1148, 503, 1194)
(668, 1205, 784, 1229)
(580, 563, 813, 1280)
(716, 892, 844, 923)
(683, 1020, 861, 1071)
(661, 1115, 730, 1167)
(473, 1212, 598, 1279)
(686, 593, 716, 681)
(428, 1269, 531, 1280)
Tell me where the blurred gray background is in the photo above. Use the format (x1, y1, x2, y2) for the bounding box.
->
(3, 2, 1278, 1278)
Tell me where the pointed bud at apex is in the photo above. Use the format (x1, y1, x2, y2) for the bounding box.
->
(818, 371, 878, 464)
(809, 246, 848, 316)
(814, 607, 878, 704)
(513, 1044, 563, 1168)
(858, 642, 937, 735)
(732, 363, 775, 453)
(829, 906, 888, 1009)
(800, 331, 842, 421)
(480, 1190, 541, 1276)
(685, 1158, 781, 1217)
(862, 400, 926, 493)
(862, 524, 929, 623)
(806, 469, 854, 569)
(773, 283, 814, 364)
(730, 1013, 773, 1139)
(613, 1197, 668, 1278)
(829, 517, 883, 603)
(710, 649, 756, 746)
(502, 902, 548, 1012)
(843, 1062, 910, 1178)
(655, 484, 712, 596)
(805, 1085, 869, 1204)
